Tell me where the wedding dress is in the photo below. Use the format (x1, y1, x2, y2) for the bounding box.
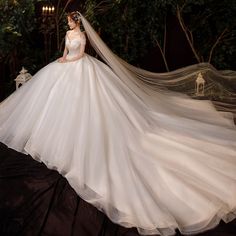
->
(0, 14, 236, 236)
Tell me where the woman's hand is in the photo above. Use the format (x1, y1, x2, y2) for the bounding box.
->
(66, 55, 83, 62)
(57, 57, 67, 63)
(58, 55, 84, 63)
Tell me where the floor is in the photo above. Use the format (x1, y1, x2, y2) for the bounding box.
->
(0, 142, 236, 236)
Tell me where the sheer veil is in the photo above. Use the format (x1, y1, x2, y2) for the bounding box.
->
(79, 13, 236, 117)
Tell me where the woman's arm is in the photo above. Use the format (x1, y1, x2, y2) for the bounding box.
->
(66, 43, 85, 62)
(62, 46, 69, 59)
(58, 46, 68, 63)
(66, 32, 86, 62)
(58, 32, 69, 63)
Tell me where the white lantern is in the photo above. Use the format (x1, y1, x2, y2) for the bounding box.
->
(195, 72, 205, 96)
(15, 67, 32, 90)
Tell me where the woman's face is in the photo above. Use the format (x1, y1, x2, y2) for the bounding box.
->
(67, 17, 77, 30)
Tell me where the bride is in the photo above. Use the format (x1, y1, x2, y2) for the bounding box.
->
(0, 11, 236, 236)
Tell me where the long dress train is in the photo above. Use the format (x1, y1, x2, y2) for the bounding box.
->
(0, 18, 236, 236)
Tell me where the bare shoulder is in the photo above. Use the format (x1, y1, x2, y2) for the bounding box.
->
(66, 30, 73, 35)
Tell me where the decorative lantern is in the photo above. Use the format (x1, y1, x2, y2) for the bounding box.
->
(195, 72, 205, 96)
(15, 67, 32, 90)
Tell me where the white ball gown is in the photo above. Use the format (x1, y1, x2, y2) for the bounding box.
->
(1, 20, 236, 236)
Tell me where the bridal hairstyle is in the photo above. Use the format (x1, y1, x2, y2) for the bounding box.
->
(67, 11, 81, 24)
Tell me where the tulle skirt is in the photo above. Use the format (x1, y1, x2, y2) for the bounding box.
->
(1, 54, 236, 235)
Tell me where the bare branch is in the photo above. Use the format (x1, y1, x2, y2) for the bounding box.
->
(189, 30, 193, 44)
(59, 0, 73, 22)
(208, 28, 228, 63)
(176, 5, 201, 63)
(179, 0, 187, 12)
(154, 37, 169, 72)
(223, 37, 236, 43)
(163, 16, 167, 56)
(94, 0, 114, 14)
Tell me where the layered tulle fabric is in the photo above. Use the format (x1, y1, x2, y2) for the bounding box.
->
(80, 14, 236, 115)
(1, 25, 236, 235)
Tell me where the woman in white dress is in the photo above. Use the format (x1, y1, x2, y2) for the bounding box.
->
(0, 11, 236, 236)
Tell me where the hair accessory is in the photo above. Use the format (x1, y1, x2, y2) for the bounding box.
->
(73, 11, 81, 22)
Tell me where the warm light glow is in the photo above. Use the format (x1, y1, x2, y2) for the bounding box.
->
(42, 5, 55, 15)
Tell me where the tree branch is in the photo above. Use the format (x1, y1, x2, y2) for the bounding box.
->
(208, 28, 227, 63)
(163, 16, 167, 57)
(179, 0, 187, 12)
(59, 0, 73, 22)
(176, 5, 201, 63)
(154, 37, 169, 72)
(188, 29, 193, 44)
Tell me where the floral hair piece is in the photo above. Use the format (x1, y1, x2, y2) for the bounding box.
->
(71, 11, 81, 23)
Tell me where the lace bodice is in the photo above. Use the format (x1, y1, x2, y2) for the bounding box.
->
(65, 31, 86, 59)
